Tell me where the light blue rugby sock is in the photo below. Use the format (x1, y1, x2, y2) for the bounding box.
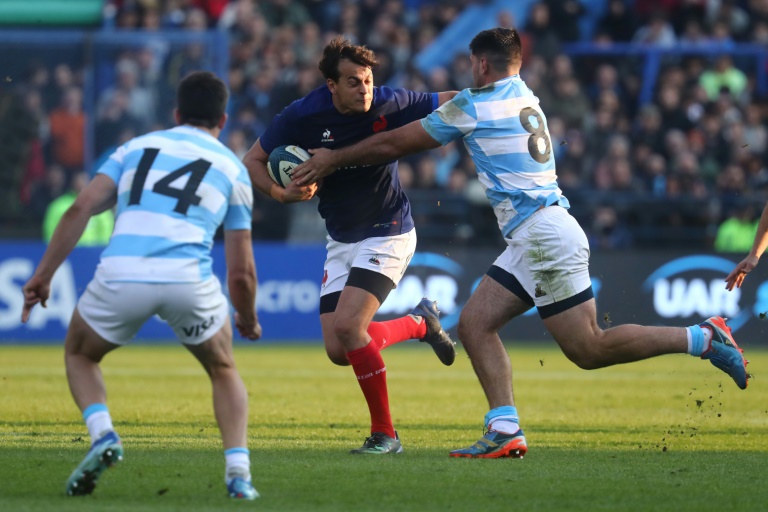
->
(686, 325, 705, 356)
(484, 406, 520, 434)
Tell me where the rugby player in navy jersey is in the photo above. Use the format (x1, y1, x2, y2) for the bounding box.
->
(243, 36, 459, 454)
(293, 28, 750, 459)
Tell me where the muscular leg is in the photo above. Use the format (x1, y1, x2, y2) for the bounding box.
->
(543, 299, 687, 370)
(333, 286, 380, 351)
(321, 312, 349, 366)
(185, 321, 248, 449)
(65, 309, 120, 411)
(457, 276, 532, 409)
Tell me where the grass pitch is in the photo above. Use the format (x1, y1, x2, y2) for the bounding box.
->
(0, 342, 766, 512)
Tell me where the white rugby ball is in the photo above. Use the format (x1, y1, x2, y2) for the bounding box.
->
(267, 145, 310, 187)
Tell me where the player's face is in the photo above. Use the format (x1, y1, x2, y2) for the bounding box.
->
(329, 59, 374, 114)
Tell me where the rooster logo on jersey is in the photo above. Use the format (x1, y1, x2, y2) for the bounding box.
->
(373, 115, 388, 133)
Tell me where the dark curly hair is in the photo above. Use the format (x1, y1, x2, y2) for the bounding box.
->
(469, 27, 523, 71)
(318, 36, 379, 82)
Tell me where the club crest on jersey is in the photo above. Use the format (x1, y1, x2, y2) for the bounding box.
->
(368, 255, 381, 266)
(373, 115, 388, 133)
(321, 129, 334, 143)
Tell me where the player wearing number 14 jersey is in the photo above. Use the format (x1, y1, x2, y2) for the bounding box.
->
(292, 27, 750, 459)
(22, 72, 261, 499)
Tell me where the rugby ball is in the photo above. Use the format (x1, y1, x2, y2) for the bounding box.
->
(267, 145, 310, 187)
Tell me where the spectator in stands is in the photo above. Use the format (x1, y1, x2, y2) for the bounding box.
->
(246, 67, 277, 120)
(95, 89, 141, 156)
(558, 129, 588, 185)
(98, 58, 155, 129)
(715, 203, 758, 252)
(586, 107, 619, 162)
(679, 19, 712, 45)
(397, 161, 415, 190)
(744, 154, 768, 189)
(549, 77, 591, 129)
(226, 128, 250, 160)
(259, 0, 310, 28)
(658, 84, 693, 132)
(596, 0, 637, 42)
(49, 86, 85, 172)
(634, 104, 665, 153)
(699, 56, 748, 100)
(743, 104, 767, 156)
(587, 205, 634, 250)
(588, 64, 623, 105)
(42, 171, 114, 246)
(166, 43, 208, 104)
(752, 20, 768, 43)
(29, 164, 67, 221)
(525, 2, 561, 61)
(632, 11, 677, 46)
(699, 112, 732, 167)
(709, 0, 750, 40)
(640, 153, 669, 197)
(544, 0, 586, 42)
(714, 161, 748, 219)
(23, 89, 50, 145)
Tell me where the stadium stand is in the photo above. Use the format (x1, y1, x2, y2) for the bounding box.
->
(0, 0, 766, 249)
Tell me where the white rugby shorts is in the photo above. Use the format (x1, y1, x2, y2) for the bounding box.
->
(493, 205, 591, 309)
(77, 271, 230, 345)
(320, 229, 417, 297)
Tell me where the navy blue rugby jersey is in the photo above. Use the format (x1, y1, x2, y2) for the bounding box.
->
(260, 85, 438, 243)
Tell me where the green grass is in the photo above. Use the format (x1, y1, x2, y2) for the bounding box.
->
(1, 342, 766, 511)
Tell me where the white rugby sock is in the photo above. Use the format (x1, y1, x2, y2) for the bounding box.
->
(85, 411, 114, 444)
(488, 419, 520, 435)
(225, 448, 251, 484)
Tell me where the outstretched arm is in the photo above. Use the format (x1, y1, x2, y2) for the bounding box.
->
(437, 91, 459, 106)
(22, 175, 117, 322)
(725, 202, 768, 290)
(292, 120, 441, 185)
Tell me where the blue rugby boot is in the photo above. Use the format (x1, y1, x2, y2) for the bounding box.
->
(449, 429, 527, 459)
(66, 430, 123, 496)
(700, 316, 750, 390)
(411, 298, 456, 366)
(227, 477, 260, 500)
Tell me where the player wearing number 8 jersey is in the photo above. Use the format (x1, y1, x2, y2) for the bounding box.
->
(292, 27, 750, 458)
(21, 71, 261, 498)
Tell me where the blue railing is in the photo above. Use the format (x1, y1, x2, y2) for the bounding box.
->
(562, 42, 768, 106)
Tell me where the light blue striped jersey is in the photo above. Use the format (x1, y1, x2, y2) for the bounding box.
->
(421, 75, 569, 238)
(95, 125, 253, 283)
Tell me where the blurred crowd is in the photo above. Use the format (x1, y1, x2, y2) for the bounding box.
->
(2, 0, 767, 249)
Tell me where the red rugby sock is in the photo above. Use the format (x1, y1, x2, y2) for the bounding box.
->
(367, 316, 427, 351)
(346, 342, 395, 438)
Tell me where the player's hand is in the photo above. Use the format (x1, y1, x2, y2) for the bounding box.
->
(21, 274, 50, 323)
(725, 254, 759, 291)
(235, 312, 262, 341)
(292, 148, 338, 185)
(281, 179, 317, 204)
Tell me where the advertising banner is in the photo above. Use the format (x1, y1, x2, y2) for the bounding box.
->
(1, 242, 767, 345)
(0, 242, 325, 342)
